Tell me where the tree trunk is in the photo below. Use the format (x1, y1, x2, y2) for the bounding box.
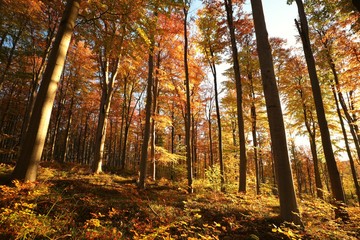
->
(249, 72, 260, 195)
(0, 24, 24, 90)
(183, 3, 193, 193)
(224, 0, 247, 193)
(294, 0, 346, 207)
(250, 0, 302, 225)
(297, 77, 324, 199)
(61, 96, 74, 163)
(208, 47, 225, 192)
(208, 117, 214, 167)
(151, 51, 160, 181)
(138, 46, 155, 189)
(11, 0, 81, 182)
(331, 85, 360, 205)
(92, 56, 118, 174)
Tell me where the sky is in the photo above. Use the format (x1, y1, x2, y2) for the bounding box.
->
(191, 0, 300, 47)
(243, 0, 299, 46)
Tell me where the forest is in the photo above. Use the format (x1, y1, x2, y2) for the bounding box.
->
(0, 0, 360, 239)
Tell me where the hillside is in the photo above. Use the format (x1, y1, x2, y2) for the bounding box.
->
(0, 163, 359, 240)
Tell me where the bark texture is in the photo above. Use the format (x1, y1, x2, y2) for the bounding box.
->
(12, 0, 81, 182)
(250, 0, 302, 225)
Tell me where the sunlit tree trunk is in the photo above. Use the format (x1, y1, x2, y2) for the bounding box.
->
(11, 0, 81, 182)
(224, 0, 247, 193)
(151, 50, 160, 181)
(294, 0, 347, 211)
(250, 0, 302, 225)
(92, 55, 119, 174)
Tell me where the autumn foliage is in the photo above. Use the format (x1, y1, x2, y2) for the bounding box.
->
(1, 0, 360, 238)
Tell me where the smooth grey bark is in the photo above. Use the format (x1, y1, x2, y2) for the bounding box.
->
(250, 0, 302, 225)
(11, 0, 81, 181)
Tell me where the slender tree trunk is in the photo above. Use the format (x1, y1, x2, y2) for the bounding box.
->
(120, 87, 141, 170)
(294, 0, 347, 209)
(61, 96, 74, 163)
(250, 73, 260, 195)
(0, 25, 24, 90)
(192, 114, 197, 178)
(348, 91, 360, 165)
(297, 77, 324, 199)
(138, 45, 155, 189)
(250, 0, 302, 225)
(319, 32, 360, 168)
(331, 85, 360, 205)
(151, 51, 160, 181)
(92, 56, 118, 174)
(291, 141, 302, 199)
(208, 117, 214, 167)
(224, 0, 247, 193)
(183, 3, 193, 193)
(208, 48, 225, 192)
(11, 0, 81, 182)
(306, 156, 314, 196)
(309, 135, 324, 199)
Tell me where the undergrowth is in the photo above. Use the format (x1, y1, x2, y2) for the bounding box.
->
(0, 162, 359, 239)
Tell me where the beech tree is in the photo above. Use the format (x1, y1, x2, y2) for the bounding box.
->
(224, 0, 248, 193)
(291, 1, 348, 218)
(11, 0, 81, 181)
(197, 1, 226, 192)
(250, 0, 302, 225)
(182, 0, 193, 193)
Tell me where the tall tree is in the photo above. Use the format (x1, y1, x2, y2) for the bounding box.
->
(224, 0, 248, 193)
(183, 0, 193, 193)
(11, 0, 81, 181)
(197, 2, 226, 191)
(138, 5, 158, 189)
(291, 0, 347, 214)
(250, 0, 302, 225)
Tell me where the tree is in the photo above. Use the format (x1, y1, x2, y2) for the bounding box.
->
(250, 0, 302, 225)
(197, 2, 226, 192)
(224, 0, 248, 193)
(11, 0, 81, 181)
(183, 0, 193, 193)
(291, 0, 348, 217)
(138, 2, 159, 189)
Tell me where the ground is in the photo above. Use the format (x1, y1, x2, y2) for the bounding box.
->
(0, 162, 359, 239)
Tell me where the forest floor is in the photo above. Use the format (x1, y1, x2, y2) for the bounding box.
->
(0, 162, 359, 240)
